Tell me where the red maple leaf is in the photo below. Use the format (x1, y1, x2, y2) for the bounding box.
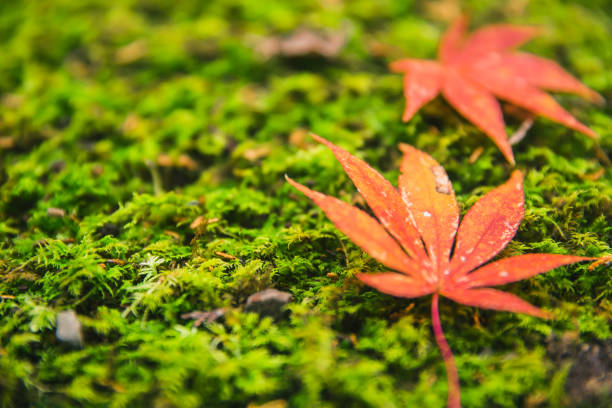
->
(390, 16, 603, 164)
(286, 134, 597, 408)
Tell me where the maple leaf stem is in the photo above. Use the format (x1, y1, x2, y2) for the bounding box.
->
(432, 293, 461, 408)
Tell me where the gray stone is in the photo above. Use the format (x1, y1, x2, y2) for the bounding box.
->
(245, 289, 292, 320)
(56, 310, 83, 346)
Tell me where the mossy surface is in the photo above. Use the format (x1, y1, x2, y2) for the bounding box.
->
(1, 1, 611, 407)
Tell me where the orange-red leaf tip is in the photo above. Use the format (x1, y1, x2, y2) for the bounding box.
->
(523, 25, 544, 37)
(588, 255, 612, 271)
(402, 109, 415, 122)
(588, 90, 606, 105)
(285, 175, 311, 197)
(535, 309, 554, 320)
(309, 133, 337, 150)
(309, 132, 324, 142)
(509, 169, 524, 184)
(389, 59, 412, 73)
(581, 126, 599, 139)
(397, 143, 417, 154)
(357, 272, 434, 298)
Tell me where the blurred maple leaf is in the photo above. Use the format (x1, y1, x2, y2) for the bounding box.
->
(287, 134, 599, 408)
(390, 16, 603, 164)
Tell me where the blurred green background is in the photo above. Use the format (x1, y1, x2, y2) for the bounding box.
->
(1, 0, 611, 407)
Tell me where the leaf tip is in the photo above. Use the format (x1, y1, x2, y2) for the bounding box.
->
(309, 132, 334, 148)
(389, 59, 409, 73)
(584, 128, 600, 139)
(589, 91, 606, 106)
(509, 169, 524, 182)
(285, 175, 308, 196)
(588, 255, 612, 271)
(537, 308, 554, 320)
(453, 13, 470, 29)
(525, 25, 544, 38)
(398, 143, 416, 154)
(401, 104, 419, 122)
(355, 272, 367, 282)
(507, 170, 524, 191)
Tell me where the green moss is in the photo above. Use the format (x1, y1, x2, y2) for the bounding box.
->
(1, 0, 611, 407)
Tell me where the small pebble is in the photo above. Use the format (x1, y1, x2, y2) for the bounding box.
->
(47, 207, 66, 218)
(245, 289, 292, 320)
(56, 310, 83, 346)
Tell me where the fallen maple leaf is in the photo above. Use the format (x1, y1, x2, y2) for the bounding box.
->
(286, 134, 597, 408)
(390, 16, 603, 164)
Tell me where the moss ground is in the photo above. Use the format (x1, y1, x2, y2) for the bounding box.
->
(1, 1, 611, 407)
